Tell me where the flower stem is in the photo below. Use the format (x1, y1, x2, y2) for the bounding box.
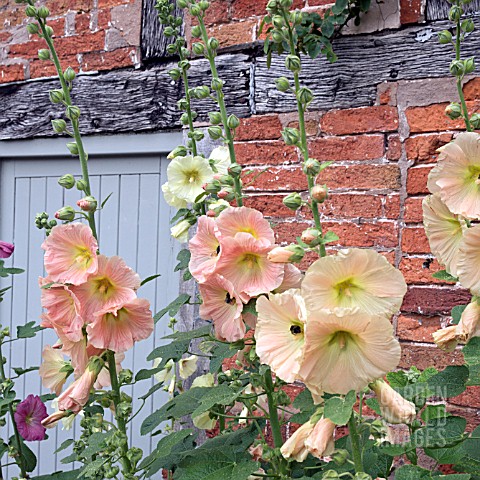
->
(264, 368, 283, 448)
(197, 16, 243, 206)
(0, 340, 27, 478)
(455, 15, 472, 132)
(107, 350, 132, 475)
(348, 414, 364, 473)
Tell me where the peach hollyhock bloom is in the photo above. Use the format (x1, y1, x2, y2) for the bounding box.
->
(432, 325, 459, 352)
(58, 356, 104, 413)
(274, 264, 303, 293)
(304, 418, 336, 459)
(298, 308, 401, 395)
(42, 223, 98, 286)
(189, 216, 221, 283)
(216, 207, 275, 244)
(431, 132, 480, 218)
(457, 224, 480, 294)
(423, 194, 466, 277)
(301, 248, 407, 317)
(167, 155, 214, 203)
(87, 298, 153, 353)
(280, 420, 316, 462)
(72, 255, 140, 322)
(199, 274, 245, 342)
(39, 345, 73, 395)
(215, 233, 284, 298)
(457, 300, 480, 342)
(370, 379, 416, 424)
(255, 289, 307, 383)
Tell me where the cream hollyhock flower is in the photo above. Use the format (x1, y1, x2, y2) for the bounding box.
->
(457, 224, 480, 294)
(179, 355, 198, 379)
(370, 379, 416, 424)
(298, 308, 401, 395)
(154, 358, 176, 394)
(274, 264, 303, 293)
(162, 182, 187, 209)
(430, 132, 480, 218)
(457, 300, 480, 341)
(304, 418, 336, 459)
(171, 219, 192, 243)
(191, 373, 217, 430)
(280, 420, 316, 462)
(432, 325, 459, 352)
(209, 146, 230, 175)
(422, 194, 466, 277)
(39, 345, 72, 395)
(301, 248, 407, 316)
(167, 155, 214, 203)
(255, 289, 306, 383)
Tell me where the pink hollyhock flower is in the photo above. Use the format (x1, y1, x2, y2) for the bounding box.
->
(42, 223, 98, 285)
(255, 289, 306, 383)
(14, 394, 48, 441)
(214, 233, 284, 298)
(216, 207, 275, 243)
(189, 216, 221, 283)
(0, 241, 14, 259)
(304, 418, 336, 459)
(370, 379, 416, 425)
(199, 274, 245, 342)
(457, 224, 480, 294)
(280, 420, 316, 462)
(72, 255, 140, 322)
(299, 307, 401, 395)
(274, 264, 303, 293)
(39, 345, 72, 395)
(87, 298, 153, 352)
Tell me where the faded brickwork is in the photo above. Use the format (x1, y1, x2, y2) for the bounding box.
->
(1, 0, 480, 428)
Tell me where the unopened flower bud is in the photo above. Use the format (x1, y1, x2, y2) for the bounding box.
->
(189, 4, 201, 15)
(177, 98, 188, 110)
(465, 57, 476, 74)
(166, 44, 177, 55)
(450, 59, 465, 76)
(445, 102, 462, 120)
(55, 206, 75, 221)
(192, 42, 205, 55)
(285, 54, 301, 73)
(38, 49, 50, 60)
(58, 174, 75, 189)
(370, 379, 416, 424)
(461, 18, 475, 33)
(291, 10, 303, 25)
(49, 219, 57, 227)
(25, 5, 37, 17)
(268, 244, 304, 263)
(208, 126, 224, 140)
(195, 85, 210, 99)
(167, 145, 188, 159)
(322, 469, 340, 478)
(297, 86, 313, 105)
(448, 5, 463, 22)
(189, 129, 204, 141)
(191, 25, 201, 37)
(211, 78, 224, 90)
(168, 68, 181, 81)
(228, 163, 242, 177)
(279, 0, 293, 6)
(303, 158, 321, 176)
(204, 179, 222, 194)
(163, 26, 175, 37)
(438, 30, 453, 44)
(177, 0, 188, 7)
(331, 449, 349, 465)
(283, 192, 302, 210)
(266, 0, 278, 13)
(118, 369, 133, 385)
(77, 196, 97, 212)
(272, 15, 284, 28)
(199, 0, 209, 10)
(227, 114, 240, 129)
(66, 105, 80, 120)
(49, 89, 64, 104)
(66, 142, 79, 155)
(76, 179, 87, 191)
(311, 185, 328, 203)
(37, 6, 49, 18)
(208, 37, 219, 50)
(301, 228, 321, 246)
(271, 30, 283, 43)
(275, 76, 290, 92)
(26, 23, 39, 34)
(208, 111, 222, 125)
(52, 118, 68, 133)
(44, 25, 54, 37)
(281, 127, 300, 145)
(470, 113, 480, 129)
(180, 113, 190, 125)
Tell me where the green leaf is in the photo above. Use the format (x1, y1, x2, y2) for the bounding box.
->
(17, 321, 42, 339)
(100, 192, 113, 209)
(0, 441, 7, 460)
(31, 470, 83, 480)
(427, 365, 469, 398)
(10, 435, 37, 472)
(153, 293, 191, 323)
(386, 370, 409, 388)
(421, 404, 449, 423)
(209, 342, 238, 373)
(191, 384, 242, 417)
(432, 270, 458, 282)
(365, 397, 381, 416)
(413, 415, 467, 449)
(78, 457, 108, 478)
(174, 249, 191, 272)
(147, 339, 190, 364)
(12, 366, 39, 376)
(135, 366, 162, 382)
(324, 390, 356, 425)
(163, 324, 212, 341)
(463, 337, 480, 386)
(54, 439, 74, 454)
(0, 260, 24, 277)
(80, 431, 114, 460)
(140, 273, 161, 287)
(321, 231, 339, 244)
(425, 441, 467, 465)
(394, 465, 432, 480)
(452, 304, 468, 325)
(290, 388, 317, 423)
(139, 382, 164, 401)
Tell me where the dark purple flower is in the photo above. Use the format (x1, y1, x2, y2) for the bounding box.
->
(0, 241, 14, 259)
(14, 394, 48, 441)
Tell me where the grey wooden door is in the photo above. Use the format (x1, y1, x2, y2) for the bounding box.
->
(0, 133, 182, 477)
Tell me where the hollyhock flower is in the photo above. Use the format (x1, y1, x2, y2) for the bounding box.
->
(14, 395, 48, 441)
(0, 241, 14, 259)
(456, 300, 480, 342)
(214, 233, 284, 298)
(457, 224, 480, 294)
(42, 223, 98, 285)
(189, 216, 221, 283)
(171, 219, 193, 243)
(167, 155, 214, 203)
(427, 162, 444, 194)
(423, 194, 466, 277)
(274, 264, 303, 293)
(154, 358, 176, 394)
(431, 132, 480, 218)
(39, 345, 72, 395)
(162, 182, 187, 209)
(298, 308, 401, 395)
(268, 245, 304, 263)
(58, 356, 103, 413)
(191, 373, 217, 430)
(255, 289, 307, 383)
(72, 255, 140, 322)
(87, 298, 153, 353)
(43, 398, 80, 430)
(199, 274, 244, 342)
(209, 146, 230, 175)
(179, 355, 198, 379)
(371, 379, 416, 424)
(304, 418, 336, 459)
(216, 207, 275, 244)
(301, 248, 407, 317)
(432, 325, 459, 352)
(280, 420, 316, 462)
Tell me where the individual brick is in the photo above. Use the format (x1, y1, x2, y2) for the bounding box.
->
(309, 134, 385, 161)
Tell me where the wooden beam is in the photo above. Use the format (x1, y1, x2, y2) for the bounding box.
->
(426, 0, 480, 21)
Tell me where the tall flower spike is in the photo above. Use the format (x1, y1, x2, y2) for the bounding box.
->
(301, 248, 407, 316)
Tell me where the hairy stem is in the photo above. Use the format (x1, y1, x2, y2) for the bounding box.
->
(348, 414, 364, 473)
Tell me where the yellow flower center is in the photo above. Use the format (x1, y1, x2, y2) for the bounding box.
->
(183, 169, 200, 184)
(328, 330, 357, 350)
(333, 277, 360, 300)
(241, 253, 260, 269)
(467, 165, 480, 185)
(74, 247, 94, 268)
(94, 276, 115, 297)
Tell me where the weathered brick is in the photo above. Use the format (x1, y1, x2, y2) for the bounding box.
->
(315, 194, 383, 219)
(234, 141, 298, 166)
(320, 165, 401, 190)
(9, 39, 45, 58)
(384, 194, 401, 219)
(0, 63, 24, 83)
(463, 77, 480, 101)
(203, 1, 229, 25)
(309, 134, 385, 161)
(81, 47, 136, 71)
(75, 12, 92, 32)
(55, 31, 105, 56)
(206, 20, 256, 48)
(400, 257, 455, 285)
(404, 197, 423, 223)
(232, 0, 303, 19)
(98, 0, 131, 8)
(387, 134, 402, 160)
(306, 0, 333, 5)
(46, 0, 92, 14)
(450, 386, 480, 408)
(405, 133, 453, 164)
(401, 286, 471, 315)
(399, 343, 463, 370)
(400, 0, 423, 24)
(402, 226, 429, 254)
(320, 106, 398, 135)
(243, 194, 293, 217)
(397, 314, 442, 342)
(235, 115, 282, 141)
(30, 54, 79, 78)
(243, 166, 307, 191)
(406, 166, 433, 195)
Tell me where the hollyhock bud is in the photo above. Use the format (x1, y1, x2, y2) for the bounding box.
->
(177, 0, 188, 7)
(281, 127, 300, 145)
(211, 78, 224, 90)
(191, 25, 201, 37)
(465, 57, 476, 74)
(331, 449, 349, 465)
(77, 196, 97, 212)
(25, 5, 37, 16)
(168, 68, 181, 81)
(280, 420, 315, 461)
(283, 192, 303, 210)
(445, 103, 462, 120)
(304, 417, 336, 459)
(228, 163, 242, 177)
(301, 228, 321, 246)
(37, 6, 49, 18)
(204, 179, 222, 194)
(55, 206, 76, 221)
(52, 119, 68, 133)
(44, 25, 54, 37)
(275, 76, 290, 92)
(67, 142, 79, 155)
(311, 185, 328, 203)
(208, 126, 224, 140)
(462, 18, 475, 33)
(297, 86, 313, 105)
(449, 5, 463, 22)
(38, 49, 50, 60)
(26, 22, 39, 34)
(354, 474, 372, 480)
(208, 111, 222, 125)
(470, 113, 480, 129)
(303, 158, 321, 176)
(58, 174, 75, 189)
(0, 241, 14, 259)
(192, 42, 205, 55)
(272, 30, 284, 43)
(268, 245, 304, 263)
(438, 30, 453, 44)
(66, 105, 80, 120)
(370, 379, 416, 424)
(285, 54, 301, 73)
(76, 179, 87, 191)
(167, 145, 188, 159)
(171, 219, 192, 242)
(322, 471, 340, 479)
(227, 114, 240, 129)
(49, 89, 64, 104)
(266, 0, 278, 13)
(450, 59, 465, 76)
(208, 37, 219, 50)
